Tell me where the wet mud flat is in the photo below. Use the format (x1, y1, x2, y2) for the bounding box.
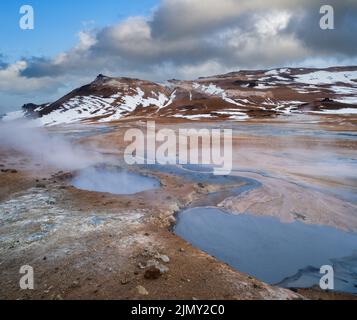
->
(137, 162, 357, 294)
(1, 118, 357, 299)
(133, 119, 357, 295)
(137, 163, 261, 207)
(0, 159, 300, 300)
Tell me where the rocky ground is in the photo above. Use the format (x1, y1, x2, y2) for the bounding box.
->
(0, 116, 356, 300)
(0, 160, 300, 300)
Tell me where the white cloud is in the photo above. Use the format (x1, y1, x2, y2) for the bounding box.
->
(254, 11, 291, 36)
(0, 0, 356, 111)
(0, 61, 58, 93)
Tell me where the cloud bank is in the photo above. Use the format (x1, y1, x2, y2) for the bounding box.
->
(1, 0, 357, 110)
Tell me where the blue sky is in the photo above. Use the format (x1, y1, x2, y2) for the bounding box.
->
(0, 0, 158, 62)
(0, 0, 356, 113)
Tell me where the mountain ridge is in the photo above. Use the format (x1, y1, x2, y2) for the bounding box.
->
(3, 66, 357, 125)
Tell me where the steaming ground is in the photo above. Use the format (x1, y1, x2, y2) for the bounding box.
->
(0, 117, 356, 300)
(0, 121, 107, 171)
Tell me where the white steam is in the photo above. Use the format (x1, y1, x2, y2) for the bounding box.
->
(0, 120, 104, 170)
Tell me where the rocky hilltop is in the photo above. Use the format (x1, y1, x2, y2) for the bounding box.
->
(3, 66, 357, 125)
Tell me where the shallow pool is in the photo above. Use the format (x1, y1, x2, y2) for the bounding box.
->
(72, 166, 160, 195)
(174, 207, 357, 293)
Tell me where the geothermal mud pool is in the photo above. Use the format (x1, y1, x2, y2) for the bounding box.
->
(72, 166, 160, 195)
(174, 208, 357, 294)
(1, 118, 357, 300)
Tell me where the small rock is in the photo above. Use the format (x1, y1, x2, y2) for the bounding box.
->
(144, 266, 162, 280)
(46, 199, 56, 205)
(179, 248, 185, 253)
(167, 216, 176, 224)
(36, 184, 46, 188)
(253, 283, 261, 289)
(146, 260, 158, 267)
(156, 254, 170, 263)
(137, 285, 149, 295)
(70, 280, 80, 288)
(121, 278, 130, 285)
(147, 261, 169, 275)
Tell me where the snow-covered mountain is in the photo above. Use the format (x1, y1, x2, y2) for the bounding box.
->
(3, 67, 357, 126)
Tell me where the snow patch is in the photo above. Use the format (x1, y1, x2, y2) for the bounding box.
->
(310, 108, 357, 115)
(334, 97, 357, 105)
(194, 83, 245, 106)
(171, 114, 215, 120)
(294, 71, 357, 85)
